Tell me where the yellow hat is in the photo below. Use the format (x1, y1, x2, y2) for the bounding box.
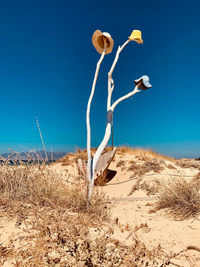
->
(129, 30, 143, 44)
(92, 30, 114, 54)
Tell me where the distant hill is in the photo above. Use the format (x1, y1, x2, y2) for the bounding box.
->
(0, 151, 67, 161)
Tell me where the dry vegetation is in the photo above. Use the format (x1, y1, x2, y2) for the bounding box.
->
(116, 160, 125, 168)
(175, 158, 200, 169)
(166, 164, 176, 170)
(196, 171, 200, 179)
(129, 178, 161, 196)
(0, 163, 109, 265)
(117, 146, 175, 162)
(60, 147, 107, 166)
(60, 146, 175, 167)
(2, 146, 200, 265)
(128, 159, 164, 177)
(0, 162, 171, 266)
(155, 178, 200, 220)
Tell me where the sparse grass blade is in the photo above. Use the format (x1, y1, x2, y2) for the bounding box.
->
(156, 178, 200, 220)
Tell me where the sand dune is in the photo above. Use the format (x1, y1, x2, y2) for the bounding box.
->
(1, 148, 200, 266)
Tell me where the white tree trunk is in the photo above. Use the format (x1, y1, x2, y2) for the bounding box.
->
(88, 85, 141, 200)
(86, 52, 105, 183)
(88, 40, 136, 200)
(87, 38, 143, 201)
(88, 122, 111, 200)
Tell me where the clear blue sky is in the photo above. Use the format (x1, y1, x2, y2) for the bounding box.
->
(0, 0, 200, 157)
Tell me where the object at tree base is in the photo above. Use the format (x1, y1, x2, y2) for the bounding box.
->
(78, 147, 117, 185)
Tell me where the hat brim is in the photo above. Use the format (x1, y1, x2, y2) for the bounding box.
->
(134, 77, 152, 90)
(92, 30, 114, 54)
(129, 38, 143, 44)
(135, 39, 143, 44)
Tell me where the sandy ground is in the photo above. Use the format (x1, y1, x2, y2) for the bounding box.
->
(49, 150, 200, 265)
(100, 152, 200, 265)
(1, 149, 200, 266)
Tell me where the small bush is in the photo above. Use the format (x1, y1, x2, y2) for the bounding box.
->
(128, 159, 164, 177)
(0, 164, 171, 266)
(117, 146, 175, 162)
(129, 178, 161, 196)
(196, 172, 200, 179)
(156, 178, 200, 220)
(0, 164, 107, 218)
(116, 160, 125, 168)
(167, 164, 176, 170)
(176, 159, 200, 169)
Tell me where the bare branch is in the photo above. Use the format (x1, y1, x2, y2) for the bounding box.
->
(107, 40, 130, 111)
(111, 86, 141, 111)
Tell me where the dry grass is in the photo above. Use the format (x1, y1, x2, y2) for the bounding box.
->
(117, 146, 175, 162)
(0, 163, 107, 217)
(60, 146, 175, 167)
(190, 171, 200, 191)
(135, 155, 152, 162)
(167, 164, 176, 170)
(175, 159, 200, 169)
(128, 159, 164, 177)
(6, 217, 169, 266)
(129, 178, 161, 196)
(60, 147, 112, 166)
(156, 178, 200, 220)
(0, 163, 171, 266)
(140, 180, 161, 196)
(128, 159, 164, 196)
(116, 160, 125, 168)
(0, 163, 111, 265)
(197, 172, 200, 179)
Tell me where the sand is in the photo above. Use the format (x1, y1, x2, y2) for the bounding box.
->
(1, 148, 200, 266)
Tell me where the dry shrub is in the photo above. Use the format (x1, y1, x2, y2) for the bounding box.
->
(128, 178, 143, 195)
(116, 160, 125, 168)
(0, 163, 170, 266)
(129, 179, 161, 196)
(0, 163, 113, 265)
(176, 159, 200, 169)
(0, 164, 106, 217)
(196, 172, 200, 179)
(60, 146, 174, 169)
(135, 155, 152, 162)
(167, 164, 176, 170)
(117, 146, 175, 162)
(128, 159, 164, 177)
(190, 172, 200, 191)
(3, 210, 169, 266)
(142, 160, 164, 173)
(60, 147, 114, 167)
(156, 178, 200, 220)
(59, 152, 80, 166)
(140, 180, 161, 195)
(0, 164, 172, 266)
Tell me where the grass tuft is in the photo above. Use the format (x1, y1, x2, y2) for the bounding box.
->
(128, 159, 164, 176)
(0, 163, 107, 218)
(176, 159, 200, 169)
(156, 178, 200, 220)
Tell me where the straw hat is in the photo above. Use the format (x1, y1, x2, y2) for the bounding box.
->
(92, 30, 114, 54)
(134, 75, 152, 90)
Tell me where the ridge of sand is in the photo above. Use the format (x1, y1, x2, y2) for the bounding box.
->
(1, 149, 200, 266)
